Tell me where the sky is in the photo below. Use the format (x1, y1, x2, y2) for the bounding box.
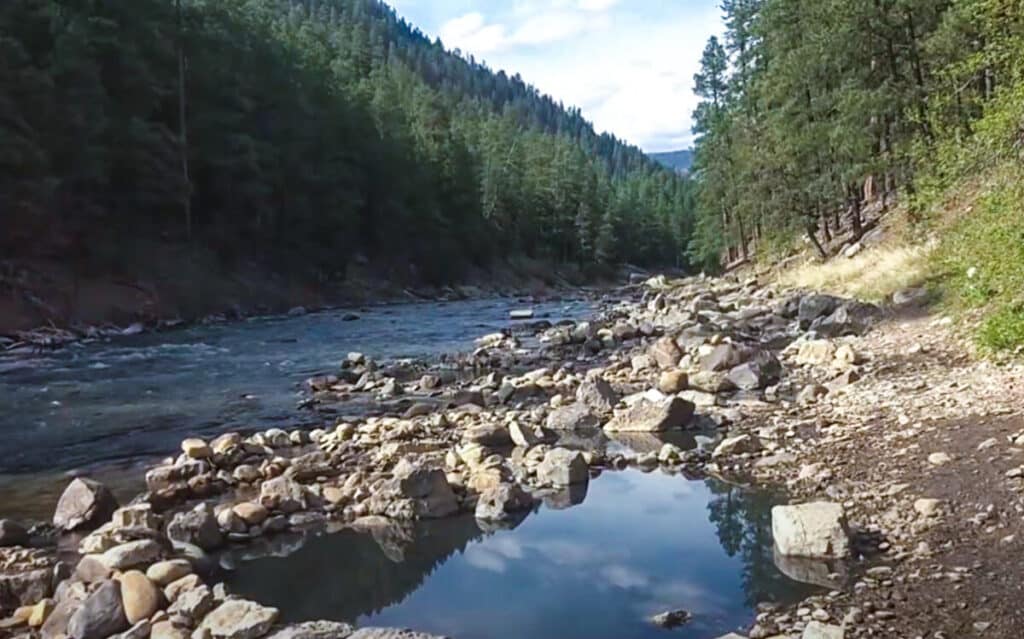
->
(387, 0, 724, 153)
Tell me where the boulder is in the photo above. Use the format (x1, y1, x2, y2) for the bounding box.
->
(232, 502, 269, 526)
(67, 580, 128, 639)
(53, 478, 118, 532)
(794, 340, 837, 366)
(99, 540, 163, 570)
(712, 434, 763, 458)
(657, 370, 688, 394)
(0, 520, 29, 547)
(388, 461, 458, 519)
(575, 377, 619, 413)
(260, 477, 307, 513)
(803, 621, 844, 639)
(772, 502, 850, 558)
(41, 599, 80, 639)
(604, 397, 695, 432)
(687, 370, 735, 394)
(266, 622, 356, 639)
(180, 438, 212, 460)
(649, 336, 682, 369)
(545, 403, 600, 431)
(166, 504, 223, 550)
(536, 448, 588, 486)
(726, 352, 782, 390)
(798, 294, 841, 329)
(349, 631, 447, 639)
(509, 422, 553, 448)
(167, 584, 214, 620)
(117, 571, 163, 624)
(475, 484, 536, 521)
(199, 600, 279, 639)
(810, 302, 877, 337)
(150, 620, 190, 639)
(75, 555, 113, 583)
(462, 423, 513, 447)
(146, 560, 192, 587)
(699, 343, 750, 372)
(0, 567, 52, 611)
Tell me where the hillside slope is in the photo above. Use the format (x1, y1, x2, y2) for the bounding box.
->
(649, 149, 694, 174)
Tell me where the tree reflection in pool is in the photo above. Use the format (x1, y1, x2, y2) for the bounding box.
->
(220, 469, 830, 639)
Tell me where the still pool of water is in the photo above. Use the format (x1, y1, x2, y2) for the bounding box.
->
(222, 470, 823, 639)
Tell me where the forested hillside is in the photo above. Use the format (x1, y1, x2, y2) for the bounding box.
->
(0, 0, 694, 293)
(688, 0, 1024, 273)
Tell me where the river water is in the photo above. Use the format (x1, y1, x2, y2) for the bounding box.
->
(222, 469, 823, 639)
(0, 297, 594, 520)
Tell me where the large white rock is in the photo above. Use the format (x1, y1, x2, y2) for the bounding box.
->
(771, 502, 850, 558)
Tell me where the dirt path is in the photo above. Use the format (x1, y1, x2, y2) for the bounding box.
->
(745, 306, 1024, 637)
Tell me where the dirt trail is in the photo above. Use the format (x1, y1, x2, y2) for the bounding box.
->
(745, 305, 1024, 638)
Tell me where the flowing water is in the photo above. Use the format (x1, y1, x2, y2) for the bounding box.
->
(0, 297, 594, 520)
(221, 469, 825, 639)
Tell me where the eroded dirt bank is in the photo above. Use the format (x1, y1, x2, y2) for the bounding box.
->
(1, 273, 1021, 639)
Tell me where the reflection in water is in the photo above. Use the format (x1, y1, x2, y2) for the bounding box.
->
(223, 471, 822, 639)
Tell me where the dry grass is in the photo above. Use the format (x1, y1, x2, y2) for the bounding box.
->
(776, 243, 931, 303)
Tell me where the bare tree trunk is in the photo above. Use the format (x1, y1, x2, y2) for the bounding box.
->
(806, 225, 827, 259)
(177, 0, 192, 240)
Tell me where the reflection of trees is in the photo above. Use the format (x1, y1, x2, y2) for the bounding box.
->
(705, 478, 819, 607)
(222, 515, 488, 623)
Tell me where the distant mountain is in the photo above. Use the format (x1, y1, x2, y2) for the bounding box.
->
(649, 149, 694, 174)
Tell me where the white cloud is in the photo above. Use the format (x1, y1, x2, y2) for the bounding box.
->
(439, 12, 508, 53)
(421, 2, 726, 151)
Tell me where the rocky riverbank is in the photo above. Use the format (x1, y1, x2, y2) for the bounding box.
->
(2, 272, 1019, 639)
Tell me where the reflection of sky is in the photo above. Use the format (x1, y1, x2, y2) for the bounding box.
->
(361, 471, 795, 639)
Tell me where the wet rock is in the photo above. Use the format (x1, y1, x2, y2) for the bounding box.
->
(657, 370, 688, 394)
(649, 336, 683, 369)
(475, 484, 536, 521)
(536, 448, 588, 486)
(576, 377, 619, 413)
(147, 560, 193, 587)
(117, 570, 164, 624)
(772, 502, 850, 558)
(546, 402, 600, 430)
(260, 477, 307, 513)
(726, 352, 782, 390)
(604, 397, 695, 432)
(649, 609, 692, 629)
(0, 520, 29, 547)
(802, 621, 844, 639)
(199, 600, 279, 639)
(53, 478, 118, 532)
(100, 540, 163, 570)
(67, 580, 128, 639)
(266, 621, 356, 639)
(167, 504, 223, 551)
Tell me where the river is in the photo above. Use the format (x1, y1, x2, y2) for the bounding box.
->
(0, 297, 595, 520)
